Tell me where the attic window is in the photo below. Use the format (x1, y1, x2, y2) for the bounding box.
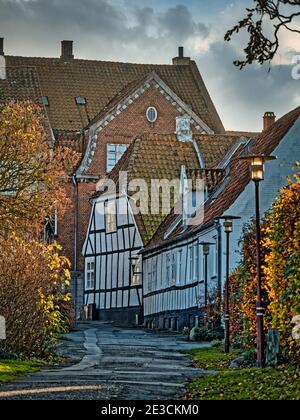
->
(75, 96, 87, 106)
(146, 106, 158, 123)
(42, 96, 49, 107)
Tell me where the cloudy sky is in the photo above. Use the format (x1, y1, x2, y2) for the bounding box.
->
(0, 0, 299, 131)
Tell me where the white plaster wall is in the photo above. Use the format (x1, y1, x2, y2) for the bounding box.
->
(222, 117, 300, 284)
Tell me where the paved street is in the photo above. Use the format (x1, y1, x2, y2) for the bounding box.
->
(0, 322, 210, 400)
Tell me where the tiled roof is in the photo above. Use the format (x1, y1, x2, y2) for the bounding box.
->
(94, 132, 242, 244)
(1, 56, 225, 133)
(145, 106, 300, 251)
(193, 133, 243, 168)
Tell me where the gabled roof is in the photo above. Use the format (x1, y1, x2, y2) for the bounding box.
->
(77, 72, 221, 175)
(145, 106, 300, 251)
(1, 56, 225, 133)
(94, 132, 243, 244)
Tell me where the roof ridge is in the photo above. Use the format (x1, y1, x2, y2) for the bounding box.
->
(5, 55, 175, 67)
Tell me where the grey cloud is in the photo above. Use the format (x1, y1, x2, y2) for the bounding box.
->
(199, 41, 299, 130)
(0, 0, 297, 130)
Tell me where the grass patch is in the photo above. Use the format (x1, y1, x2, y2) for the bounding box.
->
(185, 345, 240, 371)
(187, 367, 300, 400)
(0, 360, 42, 383)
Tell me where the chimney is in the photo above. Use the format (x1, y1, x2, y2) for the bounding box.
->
(172, 46, 190, 66)
(263, 112, 276, 131)
(0, 37, 5, 80)
(60, 40, 74, 61)
(0, 38, 4, 56)
(176, 115, 192, 142)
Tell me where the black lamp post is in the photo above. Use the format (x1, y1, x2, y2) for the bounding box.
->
(239, 154, 277, 368)
(216, 215, 241, 354)
(200, 242, 215, 324)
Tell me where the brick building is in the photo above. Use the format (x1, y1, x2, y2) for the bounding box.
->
(0, 38, 225, 314)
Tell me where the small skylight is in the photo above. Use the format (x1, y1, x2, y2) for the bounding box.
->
(75, 96, 87, 106)
(42, 96, 49, 106)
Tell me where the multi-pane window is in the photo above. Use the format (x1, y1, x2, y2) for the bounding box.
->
(176, 249, 183, 285)
(105, 201, 117, 233)
(152, 258, 157, 290)
(189, 246, 194, 282)
(194, 243, 199, 281)
(107, 144, 128, 172)
(86, 261, 95, 290)
(166, 253, 171, 286)
(171, 252, 177, 286)
(132, 256, 142, 285)
(147, 260, 152, 292)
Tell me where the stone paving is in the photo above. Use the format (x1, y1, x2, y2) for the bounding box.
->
(0, 322, 211, 400)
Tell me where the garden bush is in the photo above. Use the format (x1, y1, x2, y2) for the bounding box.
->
(0, 235, 72, 358)
(229, 166, 300, 361)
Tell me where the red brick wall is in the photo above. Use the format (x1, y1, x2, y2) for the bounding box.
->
(58, 86, 196, 273)
(89, 85, 183, 176)
(57, 180, 95, 271)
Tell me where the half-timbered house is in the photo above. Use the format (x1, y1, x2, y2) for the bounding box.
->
(0, 38, 226, 315)
(82, 116, 243, 323)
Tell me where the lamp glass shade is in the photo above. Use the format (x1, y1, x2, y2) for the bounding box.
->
(224, 219, 233, 233)
(250, 157, 264, 181)
(203, 244, 210, 255)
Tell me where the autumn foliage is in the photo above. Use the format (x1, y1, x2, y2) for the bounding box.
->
(0, 236, 71, 358)
(0, 101, 79, 237)
(0, 101, 79, 357)
(229, 165, 300, 361)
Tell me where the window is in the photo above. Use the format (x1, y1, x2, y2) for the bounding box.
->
(105, 201, 117, 233)
(166, 253, 171, 286)
(42, 96, 49, 107)
(132, 256, 142, 285)
(147, 260, 152, 292)
(189, 246, 194, 282)
(75, 96, 87, 106)
(146, 106, 158, 123)
(86, 261, 95, 290)
(176, 249, 183, 285)
(152, 258, 157, 290)
(171, 252, 177, 286)
(107, 144, 128, 172)
(194, 243, 199, 281)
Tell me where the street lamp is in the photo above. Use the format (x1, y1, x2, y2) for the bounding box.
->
(200, 242, 215, 324)
(216, 215, 241, 354)
(239, 154, 277, 368)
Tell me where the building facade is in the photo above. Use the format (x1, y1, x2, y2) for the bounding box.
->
(142, 107, 300, 330)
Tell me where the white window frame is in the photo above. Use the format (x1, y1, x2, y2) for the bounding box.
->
(152, 257, 157, 290)
(176, 249, 183, 286)
(132, 256, 142, 286)
(189, 245, 194, 282)
(106, 143, 128, 172)
(85, 259, 95, 290)
(171, 252, 177, 286)
(146, 106, 158, 123)
(147, 260, 152, 292)
(194, 243, 199, 281)
(166, 252, 171, 287)
(105, 201, 117, 233)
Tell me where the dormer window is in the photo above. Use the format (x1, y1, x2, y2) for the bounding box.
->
(75, 96, 87, 106)
(146, 106, 158, 123)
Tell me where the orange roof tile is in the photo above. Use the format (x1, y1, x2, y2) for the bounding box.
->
(145, 106, 300, 251)
(1, 56, 225, 134)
